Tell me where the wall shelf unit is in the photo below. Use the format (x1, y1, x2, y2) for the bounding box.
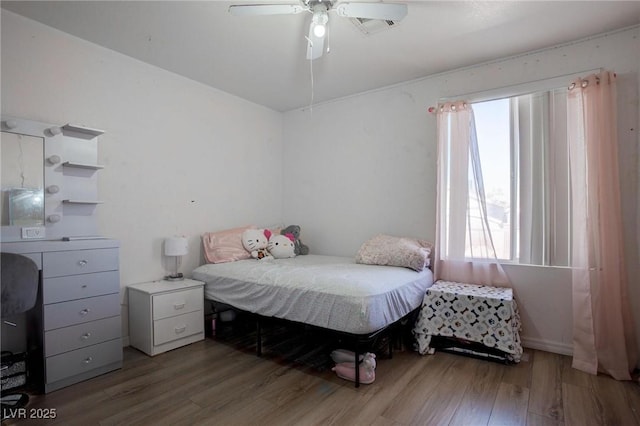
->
(1, 115, 107, 241)
(61, 124, 104, 139)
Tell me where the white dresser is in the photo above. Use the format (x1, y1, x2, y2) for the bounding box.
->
(1, 239, 122, 393)
(128, 279, 204, 356)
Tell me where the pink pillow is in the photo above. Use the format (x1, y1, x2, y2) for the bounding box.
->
(202, 225, 255, 264)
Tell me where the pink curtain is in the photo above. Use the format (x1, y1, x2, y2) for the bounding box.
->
(567, 71, 637, 380)
(435, 101, 510, 287)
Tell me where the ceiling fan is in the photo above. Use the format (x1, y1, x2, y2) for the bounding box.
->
(229, 1, 408, 60)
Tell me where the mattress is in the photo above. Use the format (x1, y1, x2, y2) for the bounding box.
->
(192, 254, 433, 335)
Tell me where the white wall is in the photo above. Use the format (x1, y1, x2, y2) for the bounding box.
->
(283, 26, 640, 358)
(1, 11, 284, 339)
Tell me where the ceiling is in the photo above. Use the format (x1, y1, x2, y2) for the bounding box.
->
(2, 1, 640, 112)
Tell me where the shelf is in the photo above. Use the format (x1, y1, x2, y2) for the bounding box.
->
(62, 200, 104, 205)
(61, 124, 104, 139)
(62, 161, 104, 170)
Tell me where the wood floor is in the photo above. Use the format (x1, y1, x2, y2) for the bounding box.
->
(6, 337, 640, 426)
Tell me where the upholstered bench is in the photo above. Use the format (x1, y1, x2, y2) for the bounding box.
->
(412, 280, 523, 363)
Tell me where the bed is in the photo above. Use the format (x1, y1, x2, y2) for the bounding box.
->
(192, 254, 434, 386)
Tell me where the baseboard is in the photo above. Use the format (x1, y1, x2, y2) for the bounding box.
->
(521, 336, 573, 356)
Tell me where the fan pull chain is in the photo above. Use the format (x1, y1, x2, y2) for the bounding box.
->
(309, 52, 315, 114)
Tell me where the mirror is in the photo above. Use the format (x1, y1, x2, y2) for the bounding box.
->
(1, 132, 44, 227)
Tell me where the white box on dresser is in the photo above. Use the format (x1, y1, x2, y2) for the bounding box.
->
(128, 279, 205, 356)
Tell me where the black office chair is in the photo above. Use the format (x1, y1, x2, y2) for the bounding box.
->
(1, 253, 39, 419)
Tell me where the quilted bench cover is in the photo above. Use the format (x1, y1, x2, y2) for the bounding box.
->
(413, 280, 523, 362)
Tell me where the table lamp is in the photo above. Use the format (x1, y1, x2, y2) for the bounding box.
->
(164, 236, 188, 281)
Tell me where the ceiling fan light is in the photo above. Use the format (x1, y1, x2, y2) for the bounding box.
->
(313, 23, 326, 38)
(311, 5, 328, 39)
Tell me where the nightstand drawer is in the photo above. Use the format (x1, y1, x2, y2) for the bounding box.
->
(43, 248, 119, 278)
(46, 339, 122, 384)
(45, 316, 121, 357)
(153, 310, 203, 346)
(152, 287, 203, 320)
(43, 270, 119, 303)
(44, 293, 120, 330)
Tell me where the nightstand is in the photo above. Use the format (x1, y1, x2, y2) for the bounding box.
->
(128, 279, 205, 356)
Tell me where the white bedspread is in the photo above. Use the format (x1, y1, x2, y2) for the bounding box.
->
(192, 255, 433, 335)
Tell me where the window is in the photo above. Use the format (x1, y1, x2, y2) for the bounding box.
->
(470, 88, 571, 266)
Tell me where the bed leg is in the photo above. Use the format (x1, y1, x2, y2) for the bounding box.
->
(256, 318, 262, 357)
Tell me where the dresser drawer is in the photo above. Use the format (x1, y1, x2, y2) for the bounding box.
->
(45, 316, 121, 357)
(152, 287, 203, 320)
(43, 271, 119, 304)
(45, 338, 122, 384)
(44, 293, 120, 331)
(43, 248, 119, 278)
(153, 310, 203, 346)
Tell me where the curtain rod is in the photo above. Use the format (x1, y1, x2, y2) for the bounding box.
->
(428, 68, 603, 112)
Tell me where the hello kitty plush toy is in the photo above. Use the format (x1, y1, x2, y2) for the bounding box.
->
(242, 229, 273, 260)
(268, 233, 296, 259)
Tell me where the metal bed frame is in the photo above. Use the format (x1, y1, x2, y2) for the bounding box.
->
(207, 299, 419, 387)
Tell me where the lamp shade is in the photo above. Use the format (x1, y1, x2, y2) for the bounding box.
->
(164, 237, 188, 256)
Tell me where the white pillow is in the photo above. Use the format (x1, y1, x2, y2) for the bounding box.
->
(355, 234, 432, 272)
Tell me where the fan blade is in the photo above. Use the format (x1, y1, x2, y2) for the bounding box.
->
(335, 2, 408, 21)
(306, 22, 326, 60)
(229, 4, 306, 16)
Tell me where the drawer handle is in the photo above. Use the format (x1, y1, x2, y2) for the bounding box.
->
(174, 325, 187, 334)
(78, 260, 88, 267)
(79, 308, 91, 316)
(83, 356, 93, 364)
(81, 332, 91, 340)
(81, 284, 88, 289)
(173, 303, 185, 310)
